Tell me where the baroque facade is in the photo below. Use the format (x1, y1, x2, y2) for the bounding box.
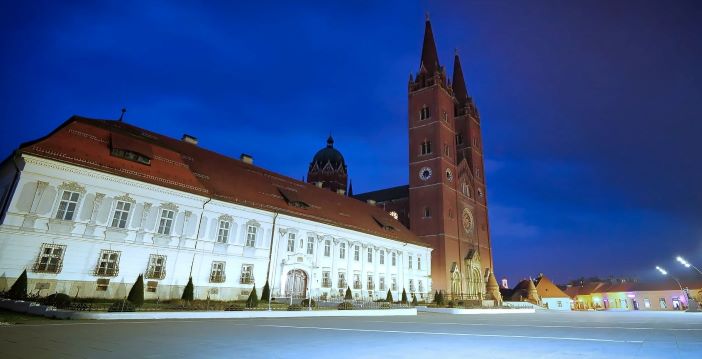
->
(0, 118, 431, 301)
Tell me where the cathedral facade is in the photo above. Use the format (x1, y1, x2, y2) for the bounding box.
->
(353, 19, 494, 298)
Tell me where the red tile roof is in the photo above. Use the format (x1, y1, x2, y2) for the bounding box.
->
(18, 116, 428, 247)
(534, 275, 570, 298)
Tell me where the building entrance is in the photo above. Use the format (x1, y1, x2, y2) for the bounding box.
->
(285, 270, 308, 298)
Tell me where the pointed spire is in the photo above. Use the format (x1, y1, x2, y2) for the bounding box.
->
(452, 50, 469, 106)
(347, 179, 353, 196)
(326, 134, 334, 148)
(420, 17, 440, 74)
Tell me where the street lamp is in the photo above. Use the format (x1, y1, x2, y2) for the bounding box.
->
(676, 256, 702, 276)
(655, 266, 668, 276)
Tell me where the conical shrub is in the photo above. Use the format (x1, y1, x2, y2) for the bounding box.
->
(127, 274, 144, 306)
(412, 294, 418, 306)
(181, 276, 194, 302)
(386, 289, 393, 302)
(345, 287, 352, 300)
(246, 285, 259, 308)
(261, 281, 271, 302)
(401, 288, 408, 304)
(8, 269, 28, 300)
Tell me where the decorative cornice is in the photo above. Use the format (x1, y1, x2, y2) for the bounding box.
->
(114, 193, 135, 203)
(58, 181, 86, 194)
(161, 202, 178, 211)
(36, 181, 49, 191)
(218, 214, 233, 222)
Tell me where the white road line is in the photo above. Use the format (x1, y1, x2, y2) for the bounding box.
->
(258, 324, 644, 343)
(0, 320, 253, 328)
(366, 320, 702, 331)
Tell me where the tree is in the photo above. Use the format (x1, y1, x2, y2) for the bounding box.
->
(434, 290, 439, 304)
(345, 287, 352, 300)
(127, 274, 144, 306)
(412, 294, 418, 306)
(246, 285, 259, 308)
(181, 276, 194, 302)
(401, 288, 408, 304)
(8, 269, 27, 300)
(437, 290, 444, 306)
(261, 280, 271, 303)
(386, 289, 393, 303)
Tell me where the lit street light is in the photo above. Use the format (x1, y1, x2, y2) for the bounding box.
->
(655, 266, 668, 275)
(655, 265, 701, 312)
(676, 256, 702, 276)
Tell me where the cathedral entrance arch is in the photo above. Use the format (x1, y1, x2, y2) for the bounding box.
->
(285, 269, 308, 298)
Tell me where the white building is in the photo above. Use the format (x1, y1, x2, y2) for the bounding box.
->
(0, 116, 432, 301)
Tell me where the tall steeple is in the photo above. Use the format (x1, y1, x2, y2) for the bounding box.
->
(452, 51, 469, 107)
(420, 15, 440, 74)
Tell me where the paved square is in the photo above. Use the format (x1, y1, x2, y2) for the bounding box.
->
(2, 311, 701, 358)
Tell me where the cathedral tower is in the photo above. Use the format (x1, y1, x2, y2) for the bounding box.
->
(307, 135, 348, 194)
(408, 17, 493, 295)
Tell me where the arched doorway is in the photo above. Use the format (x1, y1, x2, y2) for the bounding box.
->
(285, 269, 308, 298)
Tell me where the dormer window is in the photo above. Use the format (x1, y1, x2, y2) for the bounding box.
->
(420, 105, 431, 120)
(110, 133, 152, 165)
(278, 188, 310, 209)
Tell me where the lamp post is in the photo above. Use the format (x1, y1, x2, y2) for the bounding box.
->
(676, 256, 702, 276)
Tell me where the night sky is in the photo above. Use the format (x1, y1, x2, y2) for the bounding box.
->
(2, 1, 701, 284)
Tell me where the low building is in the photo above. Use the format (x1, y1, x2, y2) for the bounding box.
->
(534, 275, 571, 311)
(0, 116, 432, 301)
(565, 280, 702, 311)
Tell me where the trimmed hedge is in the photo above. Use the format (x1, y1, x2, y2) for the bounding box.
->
(225, 304, 244, 311)
(108, 300, 135, 312)
(301, 298, 317, 308)
(287, 304, 302, 311)
(338, 302, 354, 310)
(41, 293, 72, 309)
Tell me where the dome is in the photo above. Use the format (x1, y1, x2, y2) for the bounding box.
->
(310, 135, 346, 172)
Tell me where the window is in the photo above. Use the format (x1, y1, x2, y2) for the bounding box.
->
(246, 225, 257, 247)
(476, 168, 481, 179)
(659, 298, 667, 309)
(95, 250, 120, 277)
(111, 148, 151, 165)
(478, 188, 484, 199)
(110, 201, 131, 229)
(354, 245, 360, 261)
(322, 271, 331, 288)
(408, 255, 413, 269)
(418, 280, 424, 292)
(462, 182, 471, 198)
(157, 209, 175, 235)
(324, 240, 331, 257)
(443, 143, 449, 156)
(456, 133, 463, 145)
(409, 279, 415, 292)
(367, 275, 374, 290)
(442, 111, 448, 122)
(367, 249, 373, 263)
(56, 191, 80, 221)
(644, 298, 651, 308)
(217, 220, 230, 243)
(210, 261, 226, 283)
(353, 274, 361, 289)
(338, 272, 346, 288)
(307, 237, 314, 255)
(379, 250, 385, 265)
(96, 278, 110, 291)
(287, 233, 295, 252)
(339, 243, 346, 259)
(240, 264, 254, 284)
(420, 140, 432, 155)
(33, 243, 66, 273)
(420, 105, 431, 120)
(557, 301, 563, 308)
(423, 207, 431, 218)
(145, 254, 166, 279)
(392, 252, 396, 266)
(146, 281, 158, 293)
(379, 276, 386, 291)
(391, 276, 397, 291)
(417, 257, 421, 270)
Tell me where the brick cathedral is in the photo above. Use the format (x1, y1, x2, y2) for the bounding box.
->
(307, 18, 494, 296)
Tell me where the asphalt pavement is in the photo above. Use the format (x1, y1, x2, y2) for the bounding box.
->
(1, 310, 701, 358)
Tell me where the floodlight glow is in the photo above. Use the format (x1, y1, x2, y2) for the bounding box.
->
(676, 256, 691, 268)
(655, 266, 668, 275)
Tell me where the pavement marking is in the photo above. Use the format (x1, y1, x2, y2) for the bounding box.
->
(258, 324, 645, 343)
(0, 319, 253, 328)
(366, 320, 702, 331)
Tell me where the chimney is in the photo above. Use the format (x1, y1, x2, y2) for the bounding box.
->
(315, 182, 323, 188)
(181, 134, 198, 145)
(336, 189, 346, 195)
(366, 199, 376, 206)
(240, 154, 253, 164)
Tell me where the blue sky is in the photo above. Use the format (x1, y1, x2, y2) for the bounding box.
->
(2, 0, 701, 284)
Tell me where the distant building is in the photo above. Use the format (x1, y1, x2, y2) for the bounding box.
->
(565, 280, 702, 311)
(534, 275, 572, 311)
(306, 136, 348, 194)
